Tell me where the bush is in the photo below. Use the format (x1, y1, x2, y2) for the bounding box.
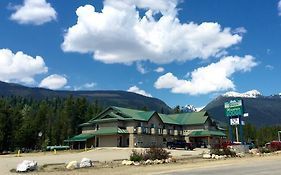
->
(130, 149, 144, 161)
(258, 147, 271, 153)
(143, 147, 170, 160)
(129, 147, 171, 161)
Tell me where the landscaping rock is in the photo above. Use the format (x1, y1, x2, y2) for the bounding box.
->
(80, 158, 92, 168)
(122, 160, 128, 165)
(145, 159, 152, 165)
(125, 161, 134, 165)
(133, 162, 140, 166)
(203, 154, 211, 159)
(66, 161, 79, 169)
(16, 160, 38, 172)
(249, 149, 258, 155)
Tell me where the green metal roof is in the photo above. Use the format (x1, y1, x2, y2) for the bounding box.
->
(64, 133, 95, 142)
(93, 127, 128, 135)
(113, 106, 155, 121)
(159, 111, 208, 125)
(189, 130, 226, 137)
(80, 106, 210, 126)
(64, 127, 129, 142)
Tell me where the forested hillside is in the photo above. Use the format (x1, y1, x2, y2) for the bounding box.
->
(0, 96, 103, 152)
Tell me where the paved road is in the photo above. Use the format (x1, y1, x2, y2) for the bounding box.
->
(159, 155, 281, 175)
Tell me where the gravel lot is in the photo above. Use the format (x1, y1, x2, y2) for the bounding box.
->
(0, 147, 208, 175)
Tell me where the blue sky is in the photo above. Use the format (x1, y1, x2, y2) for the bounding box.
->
(0, 0, 281, 108)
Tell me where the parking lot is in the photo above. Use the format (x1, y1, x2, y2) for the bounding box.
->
(0, 147, 208, 175)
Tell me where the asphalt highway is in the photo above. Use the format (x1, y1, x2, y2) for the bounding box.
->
(159, 155, 281, 175)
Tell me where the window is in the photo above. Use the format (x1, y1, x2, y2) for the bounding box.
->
(96, 124, 99, 130)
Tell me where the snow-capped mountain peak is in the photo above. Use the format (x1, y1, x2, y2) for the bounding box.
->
(223, 90, 262, 98)
(181, 105, 197, 112)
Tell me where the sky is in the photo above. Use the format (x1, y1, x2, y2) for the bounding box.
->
(0, 0, 281, 108)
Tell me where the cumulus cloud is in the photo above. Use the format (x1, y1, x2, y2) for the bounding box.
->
(265, 65, 274, 71)
(136, 62, 148, 74)
(74, 82, 97, 91)
(278, 0, 281, 16)
(10, 0, 57, 25)
(62, 0, 242, 64)
(0, 48, 48, 84)
(154, 55, 257, 95)
(154, 67, 165, 73)
(39, 74, 67, 90)
(233, 27, 247, 35)
(127, 85, 152, 97)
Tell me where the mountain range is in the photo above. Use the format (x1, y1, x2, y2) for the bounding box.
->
(203, 90, 281, 127)
(0, 81, 171, 113)
(1, 81, 281, 127)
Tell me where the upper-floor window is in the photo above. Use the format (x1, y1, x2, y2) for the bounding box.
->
(151, 123, 155, 128)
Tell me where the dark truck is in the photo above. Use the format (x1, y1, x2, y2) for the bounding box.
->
(167, 140, 195, 150)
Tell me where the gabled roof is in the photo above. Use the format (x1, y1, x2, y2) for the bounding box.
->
(80, 106, 210, 126)
(64, 133, 95, 142)
(159, 111, 209, 125)
(189, 130, 226, 137)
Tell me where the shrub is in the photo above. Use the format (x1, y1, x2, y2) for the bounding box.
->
(143, 147, 170, 160)
(130, 149, 144, 161)
(258, 147, 271, 153)
(129, 147, 171, 162)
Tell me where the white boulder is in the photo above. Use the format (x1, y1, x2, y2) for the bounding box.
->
(16, 160, 37, 172)
(80, 158, 92, 168)
(66, 161, 79, 169)
(203, 154, 211, 159)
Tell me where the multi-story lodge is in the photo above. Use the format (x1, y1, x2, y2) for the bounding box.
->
(65, 106, 226, 149)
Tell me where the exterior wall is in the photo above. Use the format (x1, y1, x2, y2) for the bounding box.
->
(99, 135, 118, 147)
(134, 134, 164, 147)
(82, 129, 96, 134)
(99, 122, 117, 128)
(147, 114, 164, 129)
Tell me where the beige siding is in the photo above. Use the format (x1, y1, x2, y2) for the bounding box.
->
(82, 129, 96, 134)
(100, 122, 117, 128)
(99, 135, 118, 147)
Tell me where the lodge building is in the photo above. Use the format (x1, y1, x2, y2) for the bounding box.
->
(65, 106, 226, 149)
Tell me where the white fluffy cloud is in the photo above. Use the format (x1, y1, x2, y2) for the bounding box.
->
(74, 82, 97, 91)
(62, 0, 242, 64)
(154, 67, 165, 73)
(127, 85, 152, 97)
(0, 48, 48, 84)
(154, 55, 257, 95)
(278, 0, 281, 16)
(136, 62, 148, 74)
(39, 74, 67, 90)
(10, 0, 57, 25)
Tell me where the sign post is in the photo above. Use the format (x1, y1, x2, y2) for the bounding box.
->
(225, 99, 244, 144)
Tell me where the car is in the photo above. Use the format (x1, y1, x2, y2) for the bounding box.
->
(167, 140, 195, 150)
(265, 141, 281, 151)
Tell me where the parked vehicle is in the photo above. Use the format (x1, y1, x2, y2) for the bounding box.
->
(167, 140, 194, 150)
(265, 141, 281, 151)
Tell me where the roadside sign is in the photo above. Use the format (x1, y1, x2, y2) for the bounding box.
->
(230, 118, 240, 125)
(224, 99, 243, 117)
